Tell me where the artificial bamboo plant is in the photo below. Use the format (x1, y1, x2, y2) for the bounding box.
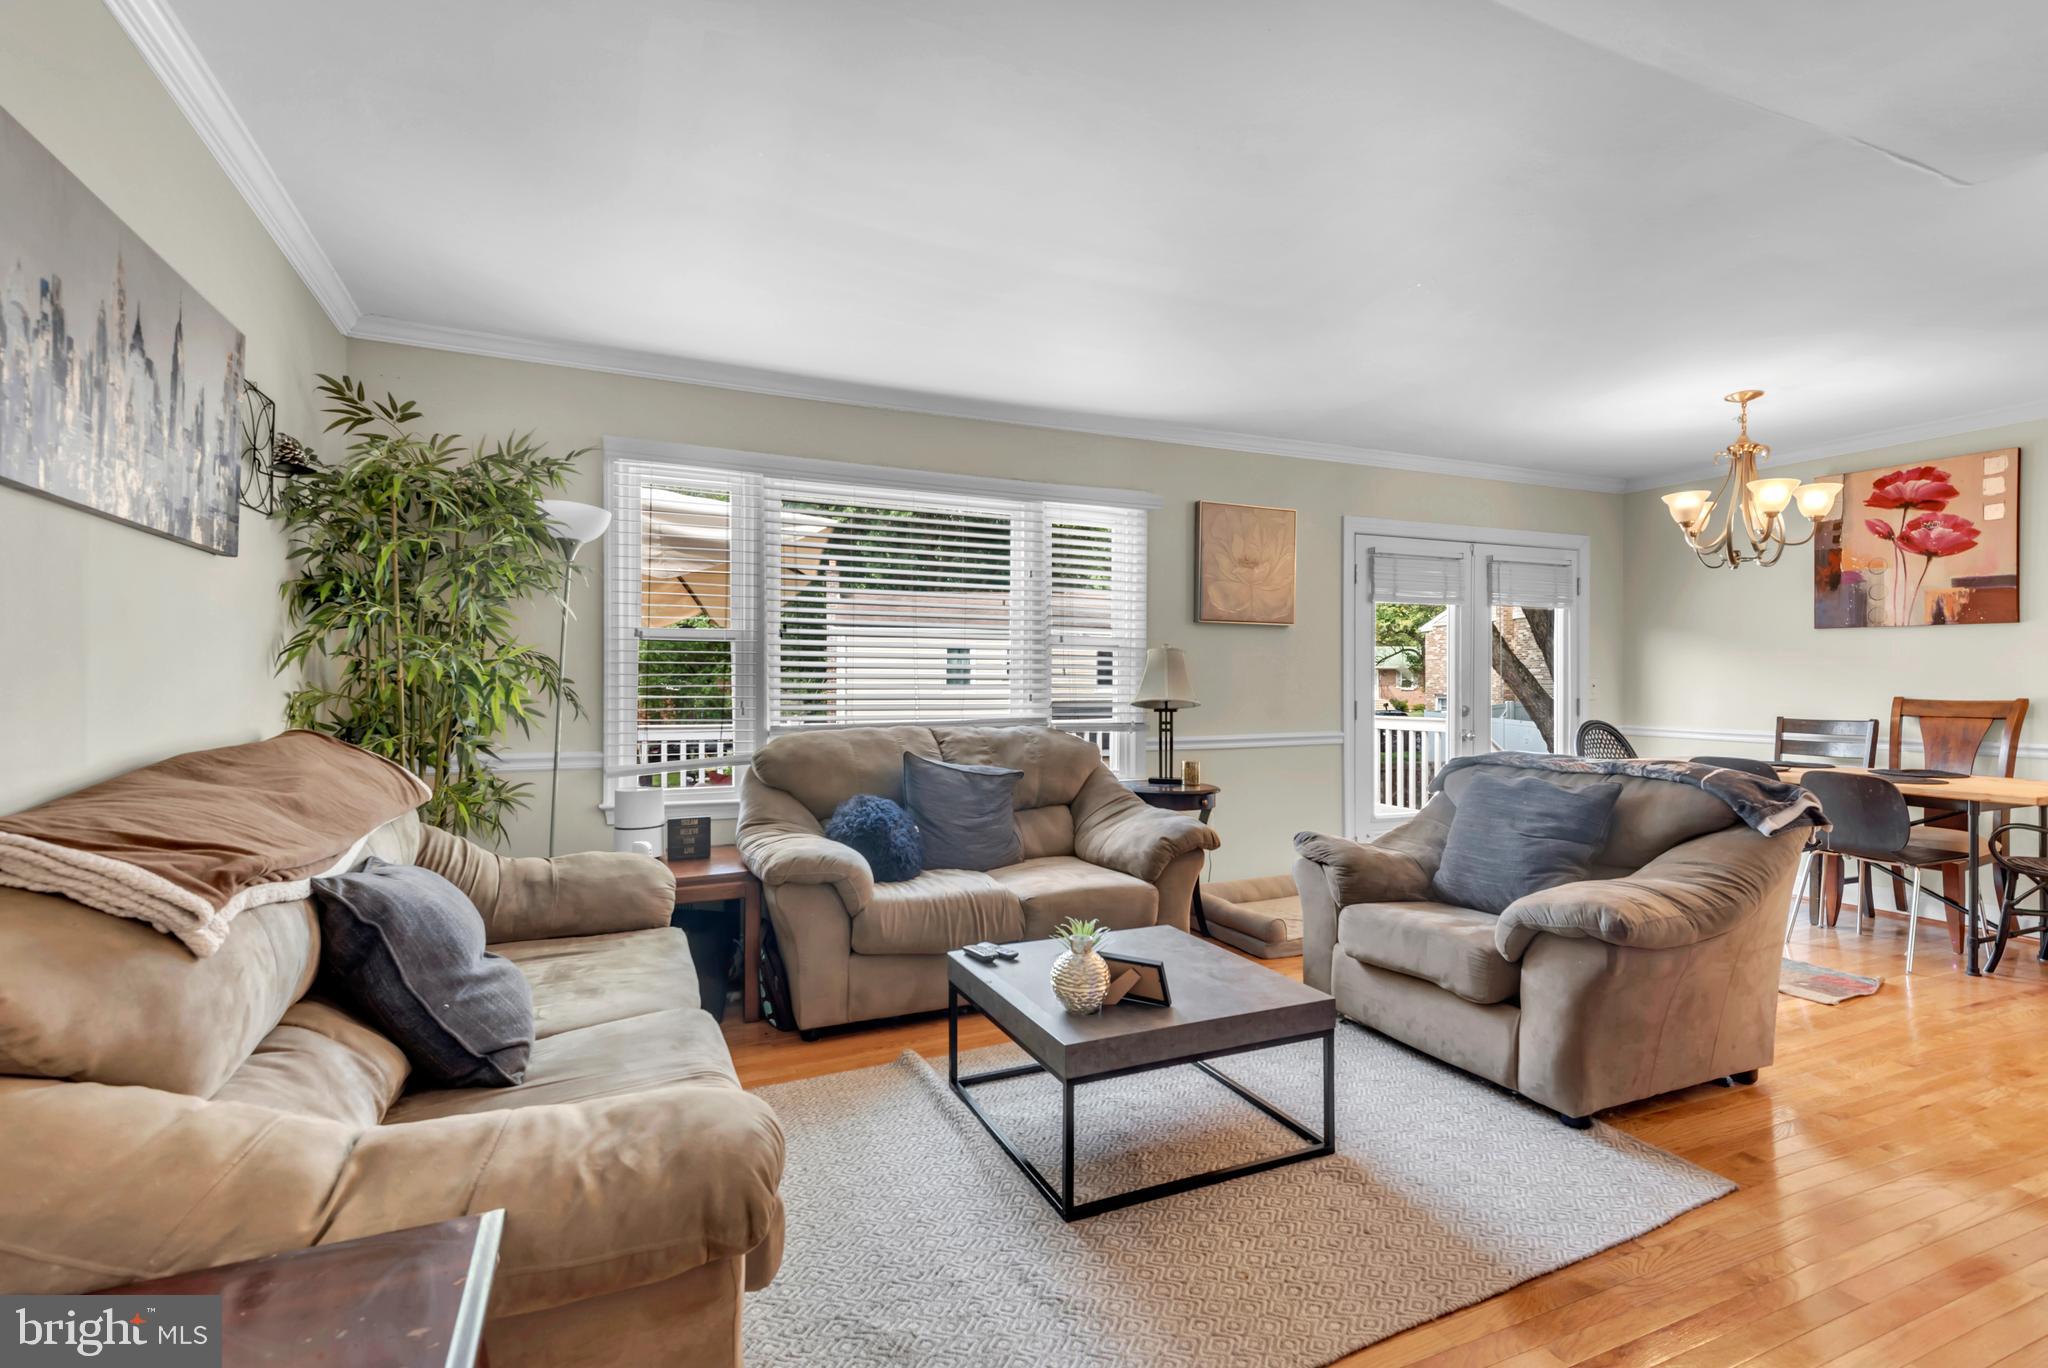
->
(275, 375, 588, 839)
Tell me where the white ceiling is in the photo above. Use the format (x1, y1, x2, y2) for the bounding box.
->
(145, 0, 2048, 488)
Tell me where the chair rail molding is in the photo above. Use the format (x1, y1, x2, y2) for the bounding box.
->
(1624, 723, 2048, 762)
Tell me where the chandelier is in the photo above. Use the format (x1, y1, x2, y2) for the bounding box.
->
(1662, 390, 1842, 569)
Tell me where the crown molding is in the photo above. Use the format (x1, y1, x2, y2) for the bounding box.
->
(351, 314, 1629, 493)
(104, 0, 360, 333)
(1623, 395, 2048, 493)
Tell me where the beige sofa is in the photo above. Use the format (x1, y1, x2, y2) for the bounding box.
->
(0, 811, 784, 1368)
(737, 724, 1220, 1033)
(1294, 765, 1804, 1124)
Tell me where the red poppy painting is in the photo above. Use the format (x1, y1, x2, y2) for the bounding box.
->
(1814, 449, 2020, 628)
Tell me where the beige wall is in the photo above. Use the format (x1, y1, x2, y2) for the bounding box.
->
(0, 0, 347, 813)
(342, 341, 1627, 878)
(1625, 414, 2048, 777)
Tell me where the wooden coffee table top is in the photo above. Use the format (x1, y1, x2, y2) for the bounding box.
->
(947, 924, 1333, 1082)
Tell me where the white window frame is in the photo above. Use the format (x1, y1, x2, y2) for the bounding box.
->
(1340, 516, 1591, 839)
(603, 438, 1158, 817)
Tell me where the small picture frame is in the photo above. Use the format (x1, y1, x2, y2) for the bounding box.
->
(666, 816, 711, 861)
(1180, 759, 1202, 786)
(1101, 952, 1171, 1007)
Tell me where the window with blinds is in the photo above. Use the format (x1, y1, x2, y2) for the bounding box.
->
(1487, 555, 1575, 609)
(606, 452, 1149, 801)
(1367, 550, 1466, 604)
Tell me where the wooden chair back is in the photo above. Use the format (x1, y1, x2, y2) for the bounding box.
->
(1774, 716, 1879, 767)
(1889, 697, 2029, 777)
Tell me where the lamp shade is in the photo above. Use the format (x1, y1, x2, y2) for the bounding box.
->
(539, 499, 612, 550)
(1132, 645, 1198, 711)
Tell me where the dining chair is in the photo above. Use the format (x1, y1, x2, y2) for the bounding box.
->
(1690, 755, 1779, 778)
(1773, 716, 1879, 767)
(1574, 719, 1636, 761)
(1886, 697, 2030, 952)
(1785, 770, 1968, 974)
(1773, 717, 1878, 925)
(1986, 822, 2048, 973)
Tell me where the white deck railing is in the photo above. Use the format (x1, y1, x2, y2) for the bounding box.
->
(1375, 714, 1450, 814)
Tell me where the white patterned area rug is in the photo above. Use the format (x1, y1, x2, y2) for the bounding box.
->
(745, 1027, 1733, 1367)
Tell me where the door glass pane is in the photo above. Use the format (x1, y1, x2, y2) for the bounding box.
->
(1487, 604, 1561, 754)
(1373, 601, 1452, 816)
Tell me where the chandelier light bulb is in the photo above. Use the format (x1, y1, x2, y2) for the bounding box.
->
(1793, 482, 1843, 519)
(1746, 477, 1801, 517)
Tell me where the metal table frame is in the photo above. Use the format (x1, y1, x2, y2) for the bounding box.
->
(947, 985, 1335, 1221)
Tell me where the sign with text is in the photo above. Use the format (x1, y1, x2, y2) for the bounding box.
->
(2, 1296, 220, 1366)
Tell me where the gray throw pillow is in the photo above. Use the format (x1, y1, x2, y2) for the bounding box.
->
(312, 857, 534, 1087)
(1433, 773, 1621, 915)
(902, 753, 1022, 871)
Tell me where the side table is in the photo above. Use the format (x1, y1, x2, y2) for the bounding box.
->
(1121, 780, 1220, 936)
(110, 1211, 502, 1367)
(669, 846, 764, 1023)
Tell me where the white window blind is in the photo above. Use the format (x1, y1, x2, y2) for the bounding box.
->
(764, 477, 1047, 730)
(606, 452, 1150, 801)
(1369, 550, 1466, 604)
(1487, 556, 1575, 609)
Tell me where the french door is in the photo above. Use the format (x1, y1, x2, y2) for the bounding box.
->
(1344, 522, 1585, 834)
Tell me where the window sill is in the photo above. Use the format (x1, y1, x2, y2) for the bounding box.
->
(600, 792, 740, 824)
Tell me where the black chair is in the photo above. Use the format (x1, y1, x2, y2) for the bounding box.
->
(1986, 823, 2048, 973)
(1574, 720, 1636, 761)
(1690, 755, 1779, 778)
(1785, 770, 1969, 973)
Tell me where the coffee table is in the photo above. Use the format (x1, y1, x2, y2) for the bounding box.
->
(946, 923, 1336, 1221)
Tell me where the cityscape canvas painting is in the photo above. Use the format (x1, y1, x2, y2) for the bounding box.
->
(0, 105, 244, 554)
(1813, 449, 2021, 628)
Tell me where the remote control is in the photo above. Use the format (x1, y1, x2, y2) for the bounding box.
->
(963, 942, 1002, 964)
(994, 946, 1020, 961)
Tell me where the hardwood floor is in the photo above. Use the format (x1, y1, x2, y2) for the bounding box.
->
(721, 913, 2048, 1365)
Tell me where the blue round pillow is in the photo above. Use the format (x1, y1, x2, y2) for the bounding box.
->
(824, 794, 925, 883)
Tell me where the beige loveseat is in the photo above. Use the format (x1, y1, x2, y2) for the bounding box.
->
(737, 724, 1221, 1033)
(0, 811, 784, 1368)
(1295, 765, 1805, 1124)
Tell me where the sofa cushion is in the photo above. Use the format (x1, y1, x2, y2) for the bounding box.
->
(850, 869, 1023, 954)
(385, 1006, 740, 1122)
(903, 754, 1022, 871)
(750, 725, 942, 821)
(933, 725, 1104, 809)
(210, 999, 409, 1127)
(313, 859, 534, 1088)
(824, 795, 924, 882)
(0, 885, 316, 1094)
(1339, 901, 1522, 1005)
(1015, 804, 1076, 860)
(988, 856, 1157, 939)
(1434, 773, 1620, 914)
(496, 927, 700, 1037)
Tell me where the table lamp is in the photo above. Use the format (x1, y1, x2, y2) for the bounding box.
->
(1133, 645, 1198, 785)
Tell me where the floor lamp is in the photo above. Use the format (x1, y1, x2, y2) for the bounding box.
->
(540, 499, 612, 857)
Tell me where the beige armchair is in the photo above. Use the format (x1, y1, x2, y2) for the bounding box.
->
(1294, 766, 1804, 1125)
(737, 724, 1220, 1034)
(0, 812, 783, 1368)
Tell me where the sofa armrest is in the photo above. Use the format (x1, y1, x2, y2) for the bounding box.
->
(413, 826, 676, 943)
(0, 1075, 785, 1317)
(736, 776, 874, 916)
(1291, 830, 1433, 909)
(1495, 824, 1805, 961)
(1069, 770, 1220, 883)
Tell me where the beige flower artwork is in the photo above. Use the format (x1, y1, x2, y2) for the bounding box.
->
(1197, 501, 1296, 624)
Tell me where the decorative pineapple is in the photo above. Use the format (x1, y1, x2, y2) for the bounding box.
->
(1049, 917, 1112, 1015)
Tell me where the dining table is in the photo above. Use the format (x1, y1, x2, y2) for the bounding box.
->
(1774, 764, 2048, 975)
